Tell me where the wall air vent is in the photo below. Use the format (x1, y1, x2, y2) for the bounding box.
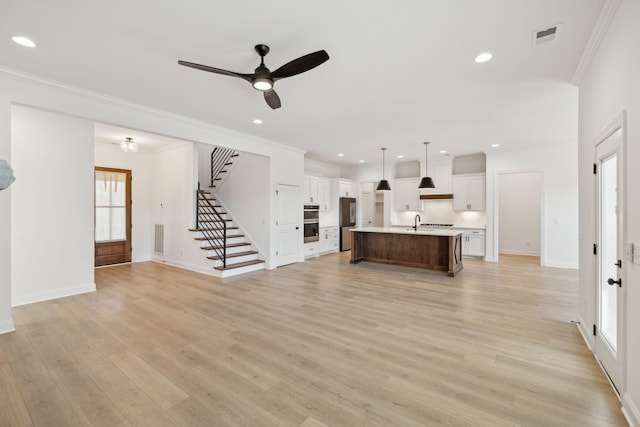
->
(533, 24, 561, 46)
(154, 224, 165, 254)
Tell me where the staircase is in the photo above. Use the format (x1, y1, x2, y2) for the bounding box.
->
(189, 190, 265, 277)
(209, 146, 238, 189)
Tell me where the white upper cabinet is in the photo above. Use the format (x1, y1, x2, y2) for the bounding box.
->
(338, 179, 356, 198)
(419, 157, 453, 195)
(452, 173, 485, 211)
(304, 175, 319, 204)
(394, 178, 421, 211)
(318, 178, 332, 211)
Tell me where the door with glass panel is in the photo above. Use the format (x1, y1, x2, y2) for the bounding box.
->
(595, 125, 624, 393)
(95, 167, 132, 266)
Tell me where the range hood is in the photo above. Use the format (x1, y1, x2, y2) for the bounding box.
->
(420, 193, 453, 200)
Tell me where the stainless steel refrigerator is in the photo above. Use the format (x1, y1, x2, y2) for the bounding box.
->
(339, 197, 356, 251)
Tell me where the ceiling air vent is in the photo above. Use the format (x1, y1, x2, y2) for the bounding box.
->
(533, 24, 560, 46)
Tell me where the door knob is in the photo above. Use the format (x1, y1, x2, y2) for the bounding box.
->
(607, 278, 622, 287)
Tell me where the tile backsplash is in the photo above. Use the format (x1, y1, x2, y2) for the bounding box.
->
(395, 200, 485, 227)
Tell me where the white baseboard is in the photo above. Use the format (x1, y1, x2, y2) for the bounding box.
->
(623, 393, 640, 427)
(499, 249, 541, 256)
(0, 317, 15, 334)
(575, 313, 594, 351)
(11, 282, 96, 307)
(542, 259, 579, 269)
(151, 258, 223, 278)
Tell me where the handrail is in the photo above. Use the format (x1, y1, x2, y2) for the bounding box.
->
(195, 184, 227, 268)
(210, 147, 237, 188)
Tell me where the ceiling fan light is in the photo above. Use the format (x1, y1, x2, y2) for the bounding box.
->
(253, 78, 273, 91)
(418, 176, 435, 189)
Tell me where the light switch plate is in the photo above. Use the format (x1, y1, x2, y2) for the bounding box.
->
(632, 243, 640, 264)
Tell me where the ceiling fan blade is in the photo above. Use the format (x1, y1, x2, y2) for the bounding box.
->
(177, 60, 253, 82)
(264, 90, 281, 109)
(271, 50, 329, 80)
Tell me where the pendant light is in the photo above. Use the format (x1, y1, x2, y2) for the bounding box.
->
(418, 141, 435, 188)
(376, 148, 391, 191)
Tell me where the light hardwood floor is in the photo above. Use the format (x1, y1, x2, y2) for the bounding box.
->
(0, 254, 627, 426)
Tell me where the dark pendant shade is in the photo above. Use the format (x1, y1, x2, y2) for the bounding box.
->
(419, 141, 436, 189)
(377, 147, 391, 191)
(418, 176, 435, 189)
(376, 179, 391, 191)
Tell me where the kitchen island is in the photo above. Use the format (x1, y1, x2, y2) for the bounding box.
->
(350, 227, 463, 277)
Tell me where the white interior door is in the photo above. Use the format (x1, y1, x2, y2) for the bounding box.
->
(275, 184, 300, 267)
(595, 125, 624, 393)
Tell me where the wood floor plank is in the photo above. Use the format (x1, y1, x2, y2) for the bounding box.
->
(101, 378, 180, 427)
(50, 361, 125, 426)
(108, 349, 189, 410)
(0, 363, 32, 427)
(0, 254, 627, 426)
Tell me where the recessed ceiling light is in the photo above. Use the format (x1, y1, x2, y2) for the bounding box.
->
(475, 52, 493, 63)
(491, 143, 500, 148)
(359, 160, 365, 163)
(252, 118, 263, 124)
(397, 155, 404, 159)
(11, 36, 36, 48)
(440, 150, 448, 154)
(338, 153, 344, 157)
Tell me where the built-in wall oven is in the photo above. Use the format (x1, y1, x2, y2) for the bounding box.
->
(303, 204, 320, 243)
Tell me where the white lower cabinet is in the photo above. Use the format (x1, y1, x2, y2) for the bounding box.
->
(319, 226, 339, 254)
(304, 242, 319, 259)
(459, 228, 485, 257)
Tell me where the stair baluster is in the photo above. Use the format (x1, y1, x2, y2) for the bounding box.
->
(196, 184, 227, 268)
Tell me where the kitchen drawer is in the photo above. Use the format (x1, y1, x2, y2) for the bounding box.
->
(304, 242, 319, 259)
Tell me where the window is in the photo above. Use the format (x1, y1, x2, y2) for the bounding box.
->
(95, 170, 127, 242)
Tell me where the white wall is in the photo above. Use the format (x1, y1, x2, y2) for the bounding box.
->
(11, 105, 95, 306)
(485, 145, 579, 268)
(151, 142, 213, 273)
(498, 172, 541, 255)
(216, 152, 270, 258)
(578, 0, 640, 423)
(94, 142, 153, 262)
(0, 96, 13, 332)
(196, 143, 212, 189)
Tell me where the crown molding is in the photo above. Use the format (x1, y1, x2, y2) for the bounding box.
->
(0, 66, 306, 155)
(571, 0, 622, 86)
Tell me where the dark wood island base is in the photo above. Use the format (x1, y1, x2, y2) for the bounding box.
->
(350, 228, 463, 277)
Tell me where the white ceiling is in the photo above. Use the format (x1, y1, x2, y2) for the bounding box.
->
(1, 0, 604, 165)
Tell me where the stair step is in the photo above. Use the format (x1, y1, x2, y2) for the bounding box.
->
(207, 250, 258, 261)
(215, 259, 265, 271)
(189, 227, 238, 232)
(231, 154, 239, 158)
(198, 217, 228, 221)
(199, 242, 250, 251)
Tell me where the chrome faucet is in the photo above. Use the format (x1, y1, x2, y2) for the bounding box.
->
(413, 214, 421, 231)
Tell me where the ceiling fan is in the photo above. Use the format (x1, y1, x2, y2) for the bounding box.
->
(178, 44, 329, 109)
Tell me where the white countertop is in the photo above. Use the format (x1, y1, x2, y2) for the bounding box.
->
(352, 227, 462, 237)
(392, 224, 486, 230)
